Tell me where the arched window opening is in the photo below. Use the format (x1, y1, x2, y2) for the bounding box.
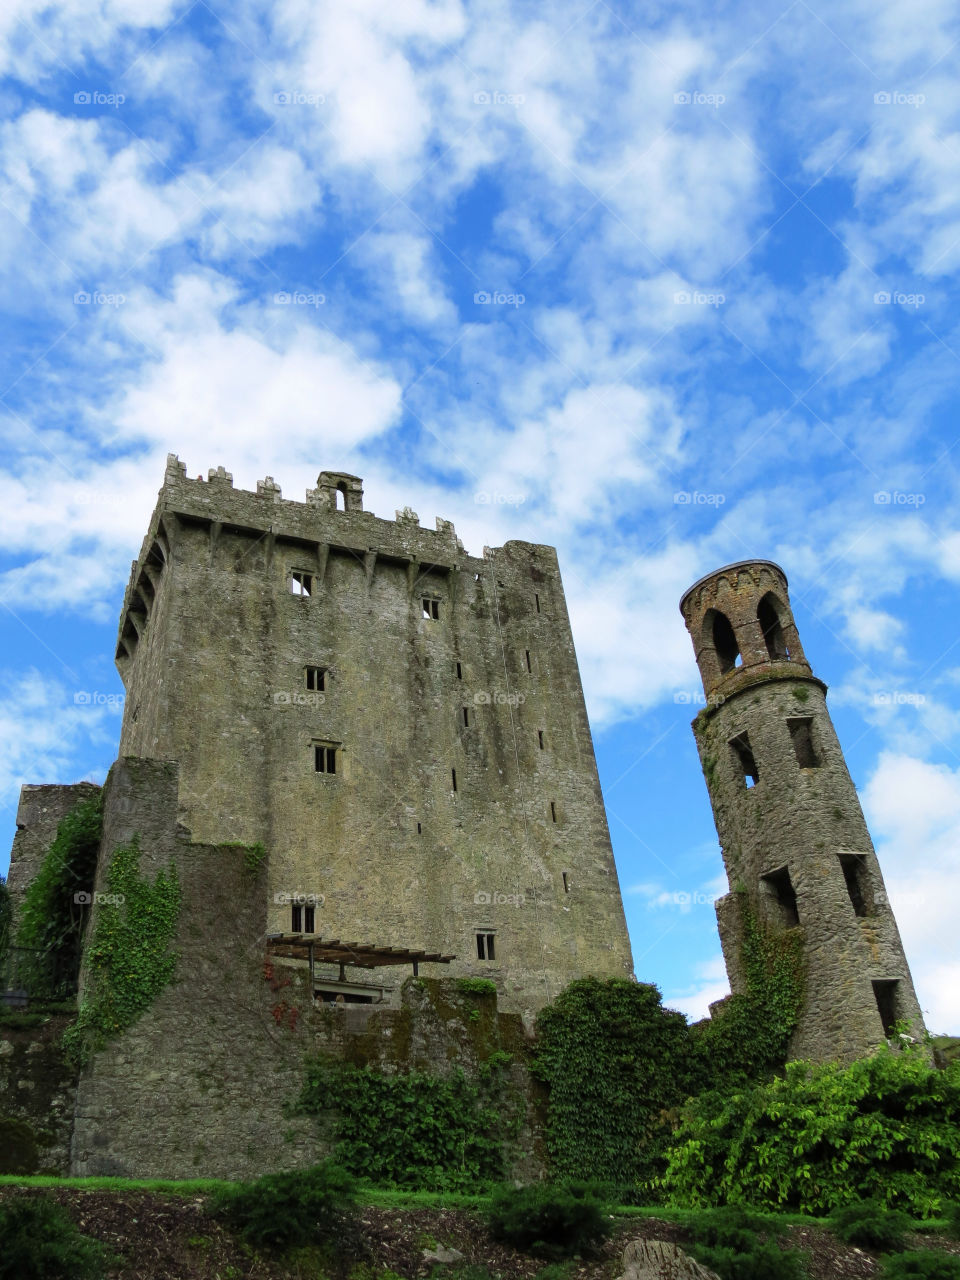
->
(758, 594, 789, 661)
(711, 610, 742, 674)
(335, 483, 347, 511)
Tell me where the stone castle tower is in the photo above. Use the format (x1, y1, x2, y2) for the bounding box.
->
(111, 455, 633, 1011)
(679, 559, 926, 1062)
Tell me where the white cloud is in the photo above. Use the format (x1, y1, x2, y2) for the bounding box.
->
(862, 753, 960, 1034)
(664, 953, 730, 1022)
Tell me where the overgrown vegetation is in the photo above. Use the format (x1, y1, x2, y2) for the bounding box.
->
(830, 1198, 914, 1251)
(533, 940, 804, 1190)
(297, 1057, 510, 1190)
(211, 1160, 357, 1252)
(0, 876, 10, 972)
(0, 1194, 110, 1280)
(691, 905, 805, 1084)
(681, 1205, 808, 1280)
(533, 978, 702, 1187)
(880, 1255, 960, 1279)
(14, 792, 102, 999)
(62, 838, 181, 1066)
(486, 1182, 611, 1258)
(662, 1046, 960, 1215)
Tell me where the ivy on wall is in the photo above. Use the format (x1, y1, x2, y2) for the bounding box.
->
(533, 978, 703, 1187)
(62, 838, 181, 1065)
(693, 903, 805, 1085)
(15, 793, 103, 998)
(297, 1055, 510, 1190)
(532, 932, 805, 1191)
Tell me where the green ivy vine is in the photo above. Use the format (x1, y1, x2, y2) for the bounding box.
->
(533, 977, 703, 1188)
(296, 1055, 510, 1190)
(693, 904, 805, 1086)
(15, 791, 103, 998)
(62, 837, 181, 1065)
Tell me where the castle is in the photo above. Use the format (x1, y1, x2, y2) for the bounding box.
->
(0, 461, 928, 1178)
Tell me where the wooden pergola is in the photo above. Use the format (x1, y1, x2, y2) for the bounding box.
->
(265, 933, 456, 986)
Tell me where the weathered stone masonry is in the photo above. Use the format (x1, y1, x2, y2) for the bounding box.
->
(112, 456, 634, 1013)
(680, 559, 926, 1063)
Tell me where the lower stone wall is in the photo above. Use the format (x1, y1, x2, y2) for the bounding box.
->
(69, 756, 542, 1180)
(0, 1012, 78, 1174)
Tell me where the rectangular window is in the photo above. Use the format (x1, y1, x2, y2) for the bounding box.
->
(535, 593, 540, 613)
(840, 854, 870, 917)
(873, 979, 901, 1036)
(289, 571, 312, 597)
(292, 903, 302, 932)
(562, 872, 570, 893)
(422, 597, 440, 620)
(314, 743, 338, 774)
(417, 822, 422, 834)
(304, 904, 315, 933)
(525, 649, 532, 673)
(306, 666, 325, 692)
(730, 732, 759, 788)
(463, 707, 470, 727)
(761, 866, 800, 928)
(476, 932, 496, 961)
(788, 718, 820, 768)
(550, 800, 557, 823)
(456, 661, 462, 679)
(537, 730, 544, 750)
(451, 767, 457, 792)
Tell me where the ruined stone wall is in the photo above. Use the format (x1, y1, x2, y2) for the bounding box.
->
(111, 456, 633, 1016)
(681, 560, 926, 1064)
(0, 1013, 78, 1174)
(6, 783, 101, 927)
(70, 757, 542, 1180)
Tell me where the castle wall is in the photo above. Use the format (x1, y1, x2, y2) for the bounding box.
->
(6, 783, 101, 927)
(70, 757, 541, 1180)
(111, 458, 633, 1015)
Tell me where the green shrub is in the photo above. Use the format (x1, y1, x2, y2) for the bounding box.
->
(297, 1058, 507, 1191)
(943, 1202, 960, 1239)
(687, 1240, 808, 1280)
(212, 1161, 357, 1252)
(682, 1204, 775, 1251)
(880, 1253, 960, 1279)
(679, 1206, 807, 1280)
(533, 978, 703, 1186)
(486, 1182, 611, 1258)
(662, 1048, 960, 1215)
(0, 1194, 108, 1280)
(831, 1198, 914, 1251)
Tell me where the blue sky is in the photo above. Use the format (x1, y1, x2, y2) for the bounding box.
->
(2, 0, 960, 1030)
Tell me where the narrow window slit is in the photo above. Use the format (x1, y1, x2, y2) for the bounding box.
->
(730, 732, 759, 788)
(788, 717, 819, 768)
(761, 866, 800, 928)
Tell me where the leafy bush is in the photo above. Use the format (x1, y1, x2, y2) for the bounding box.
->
(943, 1202, 960, 1239)
(831, 1198, 914, 1251)
(212, 1161, 357, 1252)
(297, 1058, 508, 1191)
(681, 1206, 807, 1280)
(688, 1240, 808, 1280)
(486, 1182, 611, 1258)
(880, 1253, 960, 1279)
(662, 1048, 960, 1215)
(533, 978, 703, 1186)
(0, 1194, 108, 1280)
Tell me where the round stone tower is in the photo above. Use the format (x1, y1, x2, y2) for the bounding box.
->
(679, 559, 926, 1063)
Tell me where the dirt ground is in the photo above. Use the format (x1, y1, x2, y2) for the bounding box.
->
(2, 1187, 960, 1280)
